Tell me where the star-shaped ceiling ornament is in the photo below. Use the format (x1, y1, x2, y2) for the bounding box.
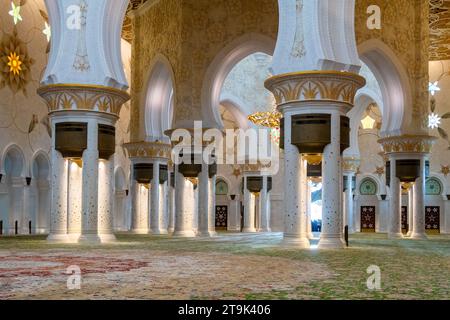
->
(9, 2, 23, 25)
(429, 81, 441, 96)
(428, 113, 442, 129)
(43, 22, 51, 42)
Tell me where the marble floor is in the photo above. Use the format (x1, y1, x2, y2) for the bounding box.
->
(0, 232, 449, 299)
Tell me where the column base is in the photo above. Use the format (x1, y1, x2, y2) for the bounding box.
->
(168, 228, 175, 234)
(388, 232, 404, 239)
(259, 228, 272, 233)
(242, 228, 257, 233)
(318, 235, 346, 249)
(34, 228, 49, 235)
(67, 233, 81, 242)
(151, 229, 169, 235)
(173, 230, 196, 237)
(98, 233, 117, 243)
(78, 234, 102, 244)
(410, 232, 428, 240)
(282, 235, 310, 248)
(197, 231, 217, 237)
(406, 231, 412, 237)
(47, 234, 72, 243)
(131, 229, 149, 235)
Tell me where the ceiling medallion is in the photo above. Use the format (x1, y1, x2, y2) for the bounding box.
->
(7, 51, 22, 76)
(0, 27, 34, 95)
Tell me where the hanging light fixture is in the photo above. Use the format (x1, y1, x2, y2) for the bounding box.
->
(248, 109, 282, 145)
(361, 115, 376, 130)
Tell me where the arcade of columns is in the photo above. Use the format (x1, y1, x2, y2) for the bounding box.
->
(37, 0, 437, 247)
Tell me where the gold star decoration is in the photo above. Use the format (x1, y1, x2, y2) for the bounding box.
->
(232, 166, 241, 179)
(374, 166, 385, 177)
(441, 165, 450, 177)
(7, 51, 22, 75)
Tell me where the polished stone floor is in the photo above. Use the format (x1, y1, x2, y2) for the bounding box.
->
(0, 232, 449, 299)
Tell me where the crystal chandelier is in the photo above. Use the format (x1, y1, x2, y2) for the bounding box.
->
(248, 110, 282, 145)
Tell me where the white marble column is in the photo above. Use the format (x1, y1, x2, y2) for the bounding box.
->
(306, 180, 313, 239)
(47, 135, 69, 242)
(173, 168, 196, 237)
(388, 158, 403, 239)
(168, 173, 175, 233)
(150, 161, 162, 234)
(114, 190, 127, 231)
(407, 186, 414, 236)
(36, 180, 50, 234)
(243, 177, 256, 233)
(207, 173, 217, 236)
(319, 112, 345, 248)
(411, 157, 427, 239)
(344, 173, 355, 233)
(229, 196, 241, 231)
(79, 120, 100, 243)
(198, 163, 210, 236)
(67, 160, 82, 241)
(283, 113, 309, 247)
(159, 180, 168, 234)
(260, 176, 270, 232)
(98, 158, 116, 241)
(22, 180, 31, 234)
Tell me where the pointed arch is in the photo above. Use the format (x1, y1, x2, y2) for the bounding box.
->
(140, 54, 175, 142)
(31, 150, 50, 180)
(1, 144, 26, 177)
(201, 33, 276, 129)
(358, 39, 412, 137)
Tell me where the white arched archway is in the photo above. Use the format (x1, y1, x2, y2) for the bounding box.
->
(358, 39, 413, 137)
(346, 89, 383, 158)
(31, 150, 51, 234)
(1, 144, 26, 235)
(201, 33, 276, 129)
(141, 54, 175, 142)
(2, 144, 26, 178)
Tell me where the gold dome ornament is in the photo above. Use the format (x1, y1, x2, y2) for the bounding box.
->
(0, 28, 34, 95)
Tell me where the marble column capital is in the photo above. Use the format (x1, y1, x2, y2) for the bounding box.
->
(264, 71, 366, 113)
(37, 84, 130, 117)
(378, 135, 437, 155)
(124, 141, 172, 161)
(343, 157, 360, 174)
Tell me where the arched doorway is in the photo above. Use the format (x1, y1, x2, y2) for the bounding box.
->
(2, 145, 25, 235)
(358, 178, 379, 233)
(215, 178, 229, 231)
(425, 177, 444, 234)
(31, 152, 51, 234)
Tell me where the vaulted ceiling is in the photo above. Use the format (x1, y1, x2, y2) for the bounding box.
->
(123, 0, 450, 61)
(122, 0, 149, 42)
(430, 0, 450, 61)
